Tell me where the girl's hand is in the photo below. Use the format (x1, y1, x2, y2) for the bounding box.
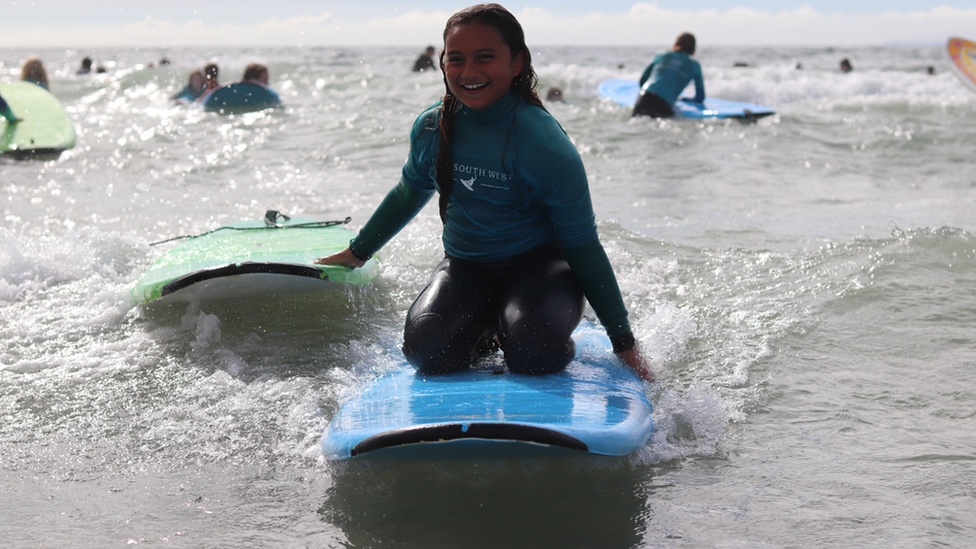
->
(615, 346, 654, 382)
(314, 247, 366, 268)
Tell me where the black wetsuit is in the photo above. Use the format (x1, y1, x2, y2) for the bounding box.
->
(403, 241, 585, 375)
(412, 54, 435, 72)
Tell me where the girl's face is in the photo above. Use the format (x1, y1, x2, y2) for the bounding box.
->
(443, 22, 524, 111)
(190, 73, 204, 89)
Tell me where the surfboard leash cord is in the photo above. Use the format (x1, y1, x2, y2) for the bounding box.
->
(149, 211, 352, 246)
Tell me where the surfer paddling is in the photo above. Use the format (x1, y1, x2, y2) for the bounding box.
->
(316, 3, 653, 381)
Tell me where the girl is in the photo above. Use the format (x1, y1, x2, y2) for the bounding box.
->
(172, 69, 207, 102)
(317, 3, 651, 381)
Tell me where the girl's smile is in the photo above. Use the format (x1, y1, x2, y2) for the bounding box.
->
(443, 22, 524, 111)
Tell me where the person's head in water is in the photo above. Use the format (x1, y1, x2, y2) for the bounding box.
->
(188, 69, 205, 91)
(674, 32, 696, 55)
(840, 58, 853, 73)
(242, 63, 269, 85)
(425, 46, 435, 57)
(204, 63, 220, 86)
(20, 57, 49, 88)
(435, 3, 543, 221)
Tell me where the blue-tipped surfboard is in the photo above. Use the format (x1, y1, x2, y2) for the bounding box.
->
(132, 210, 377, 304)
(201, 82, 282, 114)
(322, 323, 654, 460)
(1, 81, 76, 159)
(598, 78, 775, 120)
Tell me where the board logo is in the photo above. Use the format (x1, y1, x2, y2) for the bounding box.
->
(460, 176, 476, 191)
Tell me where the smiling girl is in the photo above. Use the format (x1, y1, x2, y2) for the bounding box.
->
(317, 3, 651, 381)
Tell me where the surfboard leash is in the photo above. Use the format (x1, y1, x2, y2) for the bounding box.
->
(149, 211, 352, 246)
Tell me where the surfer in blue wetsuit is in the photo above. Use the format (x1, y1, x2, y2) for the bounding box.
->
(633, 32, 704, 118)
(317, 3, 653, 381)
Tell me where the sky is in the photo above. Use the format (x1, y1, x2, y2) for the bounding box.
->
(3, 1, 975, 47)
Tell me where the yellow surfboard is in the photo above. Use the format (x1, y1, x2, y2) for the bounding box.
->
(947, 37, 976, 94)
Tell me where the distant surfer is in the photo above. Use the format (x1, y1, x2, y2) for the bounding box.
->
(633, 32, 704, 118)
(242, 63, 270, 86)
(840, 58, 853, 73)
(20, 57, 50, 90)
(203, 63, 220, 91)
(197, 63, 221, 102)
(413, 46, 437, 72)
(77, 57, 93, 75)
(172, 69, 207, 102)
(317, 3, 653, 382)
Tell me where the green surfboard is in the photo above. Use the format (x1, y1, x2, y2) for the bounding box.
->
(132, 211, 378, 305)
(1, 81, 76, 159)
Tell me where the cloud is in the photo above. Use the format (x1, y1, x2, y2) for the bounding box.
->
(516, 4, 976, 45)
(2, 4, 976, 47)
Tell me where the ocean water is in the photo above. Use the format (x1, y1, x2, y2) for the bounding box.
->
(1, 44, 975, 548)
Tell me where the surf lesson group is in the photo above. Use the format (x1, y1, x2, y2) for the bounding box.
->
(9, 3, 972, 412)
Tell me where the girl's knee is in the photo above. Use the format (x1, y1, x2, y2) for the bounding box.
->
(403, 313, 474, 375)
(503, 330, 576, 375)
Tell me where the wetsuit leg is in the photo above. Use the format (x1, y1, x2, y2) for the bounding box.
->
(497, 257, 585, 375)
(402, 257, 500, 375)
(633, 92, 675, 118)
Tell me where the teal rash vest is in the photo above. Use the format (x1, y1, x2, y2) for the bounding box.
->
(350, 91, 633, 339)
(638, 50, 705, 105)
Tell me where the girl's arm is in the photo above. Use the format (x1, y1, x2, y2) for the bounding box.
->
(314, 178, 433, 265)
(563, 239, 653, 381)
(691, 64, 705, 103)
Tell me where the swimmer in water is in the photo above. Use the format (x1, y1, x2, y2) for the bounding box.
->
(413, 46, 437, 72)
(172, 69, 207, 102)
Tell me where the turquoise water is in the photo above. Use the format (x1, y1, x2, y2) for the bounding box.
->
(1, 45, 975, 547)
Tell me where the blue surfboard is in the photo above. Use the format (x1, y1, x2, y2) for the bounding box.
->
(598, 78, 775, 119)
(201, 82, 282, 114)
(321, 323, 654, 460)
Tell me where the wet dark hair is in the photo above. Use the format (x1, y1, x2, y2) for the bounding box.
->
(435, 3, 544, 223)
(204, 63, 219, 82)
(242, 63, 268, 82)
(675, 32, 696, 55)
